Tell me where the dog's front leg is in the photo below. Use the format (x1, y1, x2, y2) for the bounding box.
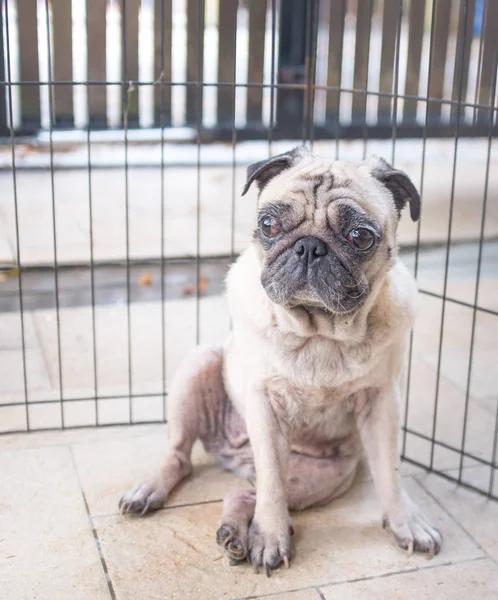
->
(245, 387, 292, 575)
(356, 385, 442, 557)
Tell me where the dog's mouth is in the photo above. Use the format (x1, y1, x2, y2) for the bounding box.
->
(260, 242, 369, 314)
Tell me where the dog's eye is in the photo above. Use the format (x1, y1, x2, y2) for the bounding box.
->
(260, 215, 281, 238)
(346, 228, 375, 250)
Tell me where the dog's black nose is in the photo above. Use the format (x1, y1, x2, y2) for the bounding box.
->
(293, 237, 328, 262)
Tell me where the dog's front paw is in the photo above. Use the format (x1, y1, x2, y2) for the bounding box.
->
(383, 496, 442, 558)
(119, 478, 168, 516)
(248, 519, 293, 576)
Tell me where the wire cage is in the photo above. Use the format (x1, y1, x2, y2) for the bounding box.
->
(0, 0, 497, 501)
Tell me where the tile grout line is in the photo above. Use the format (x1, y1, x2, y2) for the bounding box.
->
(412, 474, 498, 567)
(231, 556, 488, 600)
(92, 497, 223, 520)
(69, 445, 118, 600)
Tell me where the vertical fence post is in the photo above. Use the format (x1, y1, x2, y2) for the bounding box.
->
(0, 0, 9, 136)
(276, 0, 318, 137)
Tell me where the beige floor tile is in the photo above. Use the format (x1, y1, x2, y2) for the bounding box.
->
(262, 591, 321, 600)
(0, 445, 110, 599)
(320, 558, 498, 599)
(447, 464, 498, 498)
(416, 472, 498, 562)
(94, 477, 481, 600)
(72, 431, 243, 517)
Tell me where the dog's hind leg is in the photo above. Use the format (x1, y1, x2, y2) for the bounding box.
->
(216, 489, 256, 564)
(216, 453, 358, 565)
(286, 453, 358, 511)
(119, 345, 226, 515)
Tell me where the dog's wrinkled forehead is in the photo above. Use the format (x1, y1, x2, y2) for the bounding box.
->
(242, 146, 421, 222)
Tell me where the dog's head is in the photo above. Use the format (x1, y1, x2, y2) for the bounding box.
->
(242, 146, 420, 314)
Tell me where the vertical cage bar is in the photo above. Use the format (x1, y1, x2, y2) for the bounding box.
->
(87, 0, 107, 125)
(154, 0, 172, 126)
(352, 0, 372, 126)
(186, 0, 205, 126)
(122, 0, 133, 420)
(123, 0, 140, 125)
(85, 80, 99, 423)
(268, 0, 277, 153)
(158, 0, 167, 421)
(460, 40, 498, 483)
(18, 0, 40, 131)
(390, 0, 403, 164)
(195, 0, 204, 344)
(277, 0, 309, 135)
(303, 0, 318, 145)
(402, 0, 438, 459)
(377, 0, 399, 124)
(429, 0, 470, 469)
(403, 0, 426, 122)
(52, 0, 74, 126)
(44, 0, 65, 428)
(3, 0, 30, 430)
(451, 0, 476, 122)
(0, 0, 8, 136)
(427, 0, 451, 124)
(477, 0, 498, 123)
(217, 0, 238, 126)
(229, 0, 238, 259)
(325, 0, 345, 140)
(246, 0, 266, 126)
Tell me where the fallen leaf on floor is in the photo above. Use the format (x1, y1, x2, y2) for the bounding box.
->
(183, 276, 209, 296)
(139, 272, 153, 287)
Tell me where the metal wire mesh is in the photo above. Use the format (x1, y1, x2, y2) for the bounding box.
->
(0, 0, 497, 500)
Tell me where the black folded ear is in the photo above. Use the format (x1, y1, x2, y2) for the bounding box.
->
(241, 146, 304, 196)
(368, 156, 421, 222)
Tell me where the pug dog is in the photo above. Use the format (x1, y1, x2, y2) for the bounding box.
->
(119, 146, 442, 574)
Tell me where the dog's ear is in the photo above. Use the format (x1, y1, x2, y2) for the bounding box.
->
(241, 146, 305, 196)
(367, 156, 421, 222)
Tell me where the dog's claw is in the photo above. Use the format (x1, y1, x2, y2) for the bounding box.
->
(284, 555, 290, 569)
(407, 539, 414, 557)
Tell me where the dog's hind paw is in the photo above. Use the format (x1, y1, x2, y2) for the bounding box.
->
(216, 523, 248, 563)
(119, 478, 168, 516)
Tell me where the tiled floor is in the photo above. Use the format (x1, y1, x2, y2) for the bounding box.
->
(0, 424, 497, 599)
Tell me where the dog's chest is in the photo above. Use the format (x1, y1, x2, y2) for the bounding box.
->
(270, 331, 374, 390)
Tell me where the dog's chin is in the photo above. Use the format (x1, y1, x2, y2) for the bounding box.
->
(263, 283, 368, 315)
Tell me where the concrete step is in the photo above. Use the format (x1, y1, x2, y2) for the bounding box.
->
(0, 139, 496, 267)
